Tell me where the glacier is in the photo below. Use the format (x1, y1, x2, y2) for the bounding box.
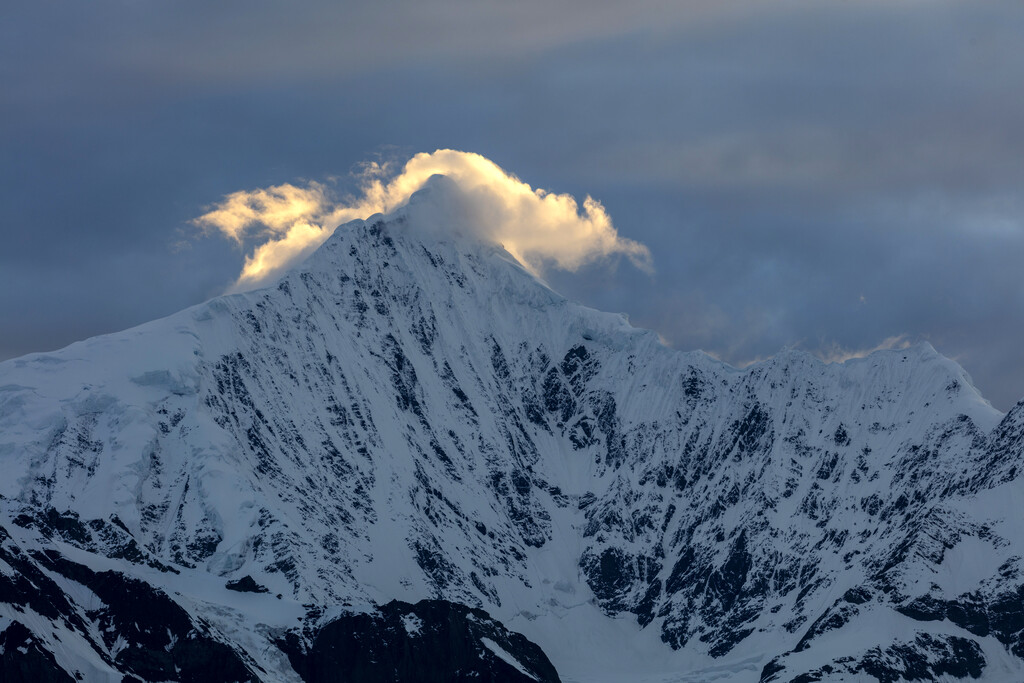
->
(2, 182, 1024, 681)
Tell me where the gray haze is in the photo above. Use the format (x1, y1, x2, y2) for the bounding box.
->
(2, 1, 1023, 409)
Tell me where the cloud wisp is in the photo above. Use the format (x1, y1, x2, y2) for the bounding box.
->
(195, 150, 652, 292)
(812, 334, 914, 365)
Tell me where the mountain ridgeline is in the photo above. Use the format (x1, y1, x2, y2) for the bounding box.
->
(2, 199, 1024, 681)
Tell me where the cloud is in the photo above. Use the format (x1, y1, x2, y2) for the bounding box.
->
(193, 182, 339, 291)
(194, 183, 331, 243)
(195, 150, 652, 292)
(813, 334, 914, 365)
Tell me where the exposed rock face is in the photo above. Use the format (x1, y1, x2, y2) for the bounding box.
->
(0, 621, 75, 683)
(0, 522, 259, 682)
(279, 599, 560, 683)
(1, 196, 1023, 681)
(226, 575, 271, 594)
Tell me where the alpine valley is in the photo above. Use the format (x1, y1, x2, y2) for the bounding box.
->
(3, 181, 1024, 682)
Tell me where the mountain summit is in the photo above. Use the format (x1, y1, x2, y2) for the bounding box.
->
(2, 197, 1024, 682)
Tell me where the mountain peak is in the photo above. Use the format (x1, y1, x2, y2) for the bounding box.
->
(2, 192, 1022, 682)
(199, 150, 652, 293)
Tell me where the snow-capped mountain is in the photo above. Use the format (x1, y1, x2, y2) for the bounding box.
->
(2, 182, 1024, 682)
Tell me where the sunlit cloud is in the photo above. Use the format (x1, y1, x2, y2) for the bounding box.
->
(814, 334, 914, 364)
(195, 149, 652, 292)
(194, 183, 332, 243)
(713, 335, 915, 370)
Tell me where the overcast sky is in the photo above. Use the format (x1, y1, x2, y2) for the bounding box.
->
(3, 1, 1023, 409)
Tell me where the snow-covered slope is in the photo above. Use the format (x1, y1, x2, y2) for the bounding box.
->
(2, 183, 1023, 682)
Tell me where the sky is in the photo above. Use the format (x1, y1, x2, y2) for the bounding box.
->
(2, 1, 1023, 410)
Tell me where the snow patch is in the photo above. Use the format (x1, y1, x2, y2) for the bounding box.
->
(400, 613, 423, 637)
(480, 636, 538, 681)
